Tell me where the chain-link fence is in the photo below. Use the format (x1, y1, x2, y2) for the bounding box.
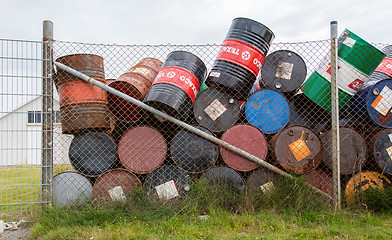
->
(1, 19, 392, 223)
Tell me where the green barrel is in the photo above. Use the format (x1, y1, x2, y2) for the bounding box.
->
(301, 71, 352, 112)
(302, 29, 385, 112)
(338, 29, 385, 76)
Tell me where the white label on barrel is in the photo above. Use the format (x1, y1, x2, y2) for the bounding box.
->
(386, 146, 392, 160)
(155, 180, 179, 200)
(275, 61, 294, 80)
(131, 67, 150, 76)
(371, 86, 392, 116)
(343, 37, 356, 48)
(204, 99, 227, 121)
(260, 181, 274, 193)
(388, 134, 392, 142)
(108, 186, 127, 202)
(209, 71, 221, 78)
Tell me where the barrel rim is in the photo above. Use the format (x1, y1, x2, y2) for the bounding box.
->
(232, 17, 275, 41)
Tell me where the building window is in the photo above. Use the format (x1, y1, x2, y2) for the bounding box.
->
(28, 111, 41, 123)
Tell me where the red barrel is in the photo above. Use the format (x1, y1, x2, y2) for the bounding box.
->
(92, 169, 141, 202)
(205, 17, 274, 100)
(271, 125, 322, 174)
(304, 168, 333, 197)
(118, 126, 167, 174)
(56, 54, 110, 134)
(321, 127, 367, 175)
(108, 58, 162, 123)
(220, 124, 268, 172)
(143, 51, 207, 122)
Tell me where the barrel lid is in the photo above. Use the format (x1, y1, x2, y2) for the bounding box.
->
(365, 79, 392, 127)
(92, 169, 141, 202)
(69, 131, 117, 177)
(345, 171, 391, 206)
(220, 124, 268, 171)
(53, 171, 93, 208)
(143, 165, 192, 201)
(261, 50, 307, 93)
(118, 126, 167, 174)
(372, 129, 392, 175)
(201, 166, 245, 192)
(272, 125, 322, 174)
(246, 168, 276, 192)
(193, 87, 240, 133)
(171, 126, 219, 173)
(304, 169, 333, 197)
(245, 89, 290, 134)
(321, 127, 367, 174)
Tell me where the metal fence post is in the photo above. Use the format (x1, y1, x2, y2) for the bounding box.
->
(330, 21, 341, 210)
(42, 20, 54, 204)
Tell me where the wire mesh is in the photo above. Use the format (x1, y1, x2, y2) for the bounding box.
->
(2, 21, 392, 223)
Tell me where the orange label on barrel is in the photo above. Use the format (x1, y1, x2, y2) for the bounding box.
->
(216, 39, 265, 77)
(288, 137, 311, 162)
(153, 66, 200, 103)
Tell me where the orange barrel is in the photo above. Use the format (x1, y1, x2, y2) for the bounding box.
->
(271, 125, 322, 174)
(220, 124, 268, 172)
(321, 127, 367, 175)
(108, 58, 163, 123)
(345, 171, 391, 206)
(304, 168, 333, 197)
(56, 54, 110, 134)
(246, 168, 276, 193)
(92, 169, 141, 202)
(118, 126, 167, 174)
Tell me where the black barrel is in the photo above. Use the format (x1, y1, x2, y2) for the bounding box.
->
(193, 87, 241, 133)
(201, 166, 245, 192)
(171, 126, 219, 173)
(321, 127, 367, 175)
(143, 51, 207, 122)
(246, 168, 276, 193)
(69, 131, 117, 177)
(260, 50, 307, 96)
(205, 17, 274, 100)
(371, 129, 392, 176)
(288, 93, 330, 134)
(143, 165, 192, 202)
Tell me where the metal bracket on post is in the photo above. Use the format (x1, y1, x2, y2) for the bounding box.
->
(42, 20, 54, 204)
(330, 21, 341, 210)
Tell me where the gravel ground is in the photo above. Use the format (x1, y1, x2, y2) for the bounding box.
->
(0, 223, 32, 240)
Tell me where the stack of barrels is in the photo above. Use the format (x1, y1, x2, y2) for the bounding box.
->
(53, 19, 392, 208)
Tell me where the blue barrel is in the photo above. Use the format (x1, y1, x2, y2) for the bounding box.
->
(371, 129, 392, 175)
(245, 89, 290, 134)
(345, 79, 392, 128)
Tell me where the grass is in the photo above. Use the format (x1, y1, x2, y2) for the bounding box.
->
(0, 164, 73, 222)
(30, 178, 392, 239)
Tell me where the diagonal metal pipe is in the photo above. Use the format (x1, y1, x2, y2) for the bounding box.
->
(54, 61, 333, 201)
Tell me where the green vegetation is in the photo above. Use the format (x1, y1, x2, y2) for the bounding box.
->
(30, 177, 392, 239)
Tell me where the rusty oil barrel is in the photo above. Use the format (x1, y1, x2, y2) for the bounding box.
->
(271, 125, 322, 174)
(118, 125, 167, 174)
(56, 54, 110, 134)
(92, 169, 141, 202)
(345, 171, 391, 206)
(321, 127, 367, 175)
(220, 124, 268, 172)
(304, 168, 333, 197)
(108, 58, 163, 123)
(246, 168, 277, 193)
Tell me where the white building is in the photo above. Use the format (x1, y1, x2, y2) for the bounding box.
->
(0, 96, 73, 166)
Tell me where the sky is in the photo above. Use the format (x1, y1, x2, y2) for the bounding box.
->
(1, 0, 391, 45)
